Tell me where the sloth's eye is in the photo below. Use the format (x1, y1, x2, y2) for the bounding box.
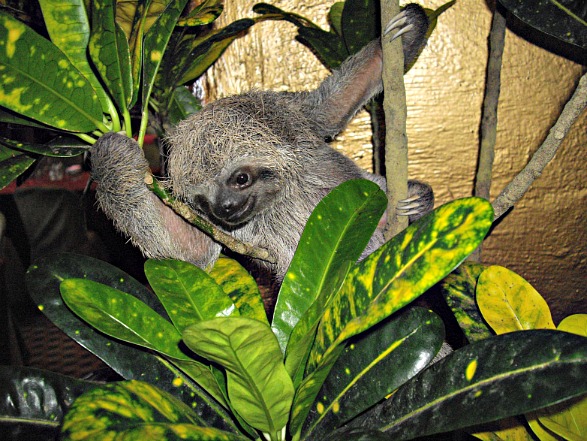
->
(236, 173, 250, 186)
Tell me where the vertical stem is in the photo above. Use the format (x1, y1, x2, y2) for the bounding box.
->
(381, 0, 409, 240)
(470, 7, 506, 261)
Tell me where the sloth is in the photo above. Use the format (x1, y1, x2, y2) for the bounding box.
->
(90, 4, 432, 282)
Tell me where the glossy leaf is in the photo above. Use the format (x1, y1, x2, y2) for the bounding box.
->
(441, 262, 492, 342)
(38, 0, 112, 114)
(61, 380, 248, 441)
(142, 0, 189, 107)
(0, 11, 103, 132)
(328, 2, 345, 37)
(184, 317, 295, 434)
(338, 330, 587, 440)
(273, 179, 386, 353)
(303, 307, 444, 441)
(26, 253, 238, 432)
(89, 0, 133, 112)
(472, 418, 535, 441)
(0, 365, 96, 441)
(477, 265, 555, 333)
(291, 198, 494, 437)
(208, 256, 268, 324)
(498, 0, 586, 50)
(60, 278, 189, 360)
(0, 135, 88, 157)
(0, 145, 35, 190)
(144, 259, 238, 333)
(532, 314, 587, 441)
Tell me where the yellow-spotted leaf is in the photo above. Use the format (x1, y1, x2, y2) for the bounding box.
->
(477, 266, 555, 334)
(38, 0, 112, 114)
(0, 11, 103, 133)
(89, 0, 133, 112)
(0, 145, 35, 190)
(61, 380, 248, 440)
(183, 317, 294, 435)
(144, 259, 238, 333)
(208, 256, 268, 324)
(290, 198, 494, 437)
(60, 278, 189, 361)
(533, 314, 587, 441)
(178, 0, 223, 26)
(473, 418, 535, 441)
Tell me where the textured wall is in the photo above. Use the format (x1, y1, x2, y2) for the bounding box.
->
(204, 0, 586, 322)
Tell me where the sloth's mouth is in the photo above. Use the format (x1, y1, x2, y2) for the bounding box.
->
(223, 195, 256, 226)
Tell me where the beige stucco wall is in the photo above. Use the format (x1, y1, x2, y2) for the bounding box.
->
(203, 0, 586, 322)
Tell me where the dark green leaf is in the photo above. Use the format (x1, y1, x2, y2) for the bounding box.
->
(328, 2, 345, 37)
(142, 0, 190, 107)
(290, 198, 494, 436)
(303, 307, 445, 441)
(0, 135, 88, 157)
(89, 0, 133, 112)
(176, 19, 257, 85)
(0, 365, 96, 441)
(441, 262, 492, 342)
(323, 427, 390, 441)
(0, 11, 103, 132)
(252, 3, 320, 29)
(297, 27, 348, 69)
(208, 256, 268, 324)
(26, 253, 241, 433)
(61, 380, 248, 441)
(341, 330, 587, 440)
(144, 259, 238, 333)
(341, 0, 379, 55)
(0, 144, 35, 190)
(498, 0, 586, 50)
(166, 85, 202, 124)
(184, 317, 294, 434)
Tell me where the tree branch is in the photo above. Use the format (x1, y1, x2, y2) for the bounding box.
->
(492, 71, 587, 220)
(145, 173, 277, 264)
(381, 0, 409, 239)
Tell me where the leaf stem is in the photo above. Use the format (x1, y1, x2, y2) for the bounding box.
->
(76, 133, 96, 145)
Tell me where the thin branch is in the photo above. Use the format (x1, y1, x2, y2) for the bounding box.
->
(381, 0, 409, 239)
(492, 71, 587, 220)
(470, 7, 506, 262)
(145, 173, 277, 264)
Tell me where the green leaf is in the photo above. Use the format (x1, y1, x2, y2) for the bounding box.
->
(328, 2, 345, 36)
(532, 314, 587, 441)
(184, 317, 295, 434)
(26, 253, 239, 433)
(0, 144, 35, 190)
(38, 0, 112, 114)
(144, 259, 238, 333)
(290, 198, 494, 436)
(176, 19, 257, 85)
(89, 0, 133, 112)
(61, 380, 248, 441)
(472, 418, 536, 441)
(142, 0, 190, 108)
(208, 256, 268, 324)
(252, 3, 321, 29)
(0, 365, 96, 440)
(178, 0, 223, 26)
(0, 11, 103, 132)
(441, 262, 493, 342)
(498, 0, 586, 50)
(297, 27, 348, 69)
(0, 135, 88, 157)
(341, 0, 379, 55)
(166, 85, 202, 125)
(336, 330, 587, 440)
(303, 307, 445, 441)
(273, 179, 386, 353)
(477, 265, 556, 334)
(60, 278, 189, 360)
